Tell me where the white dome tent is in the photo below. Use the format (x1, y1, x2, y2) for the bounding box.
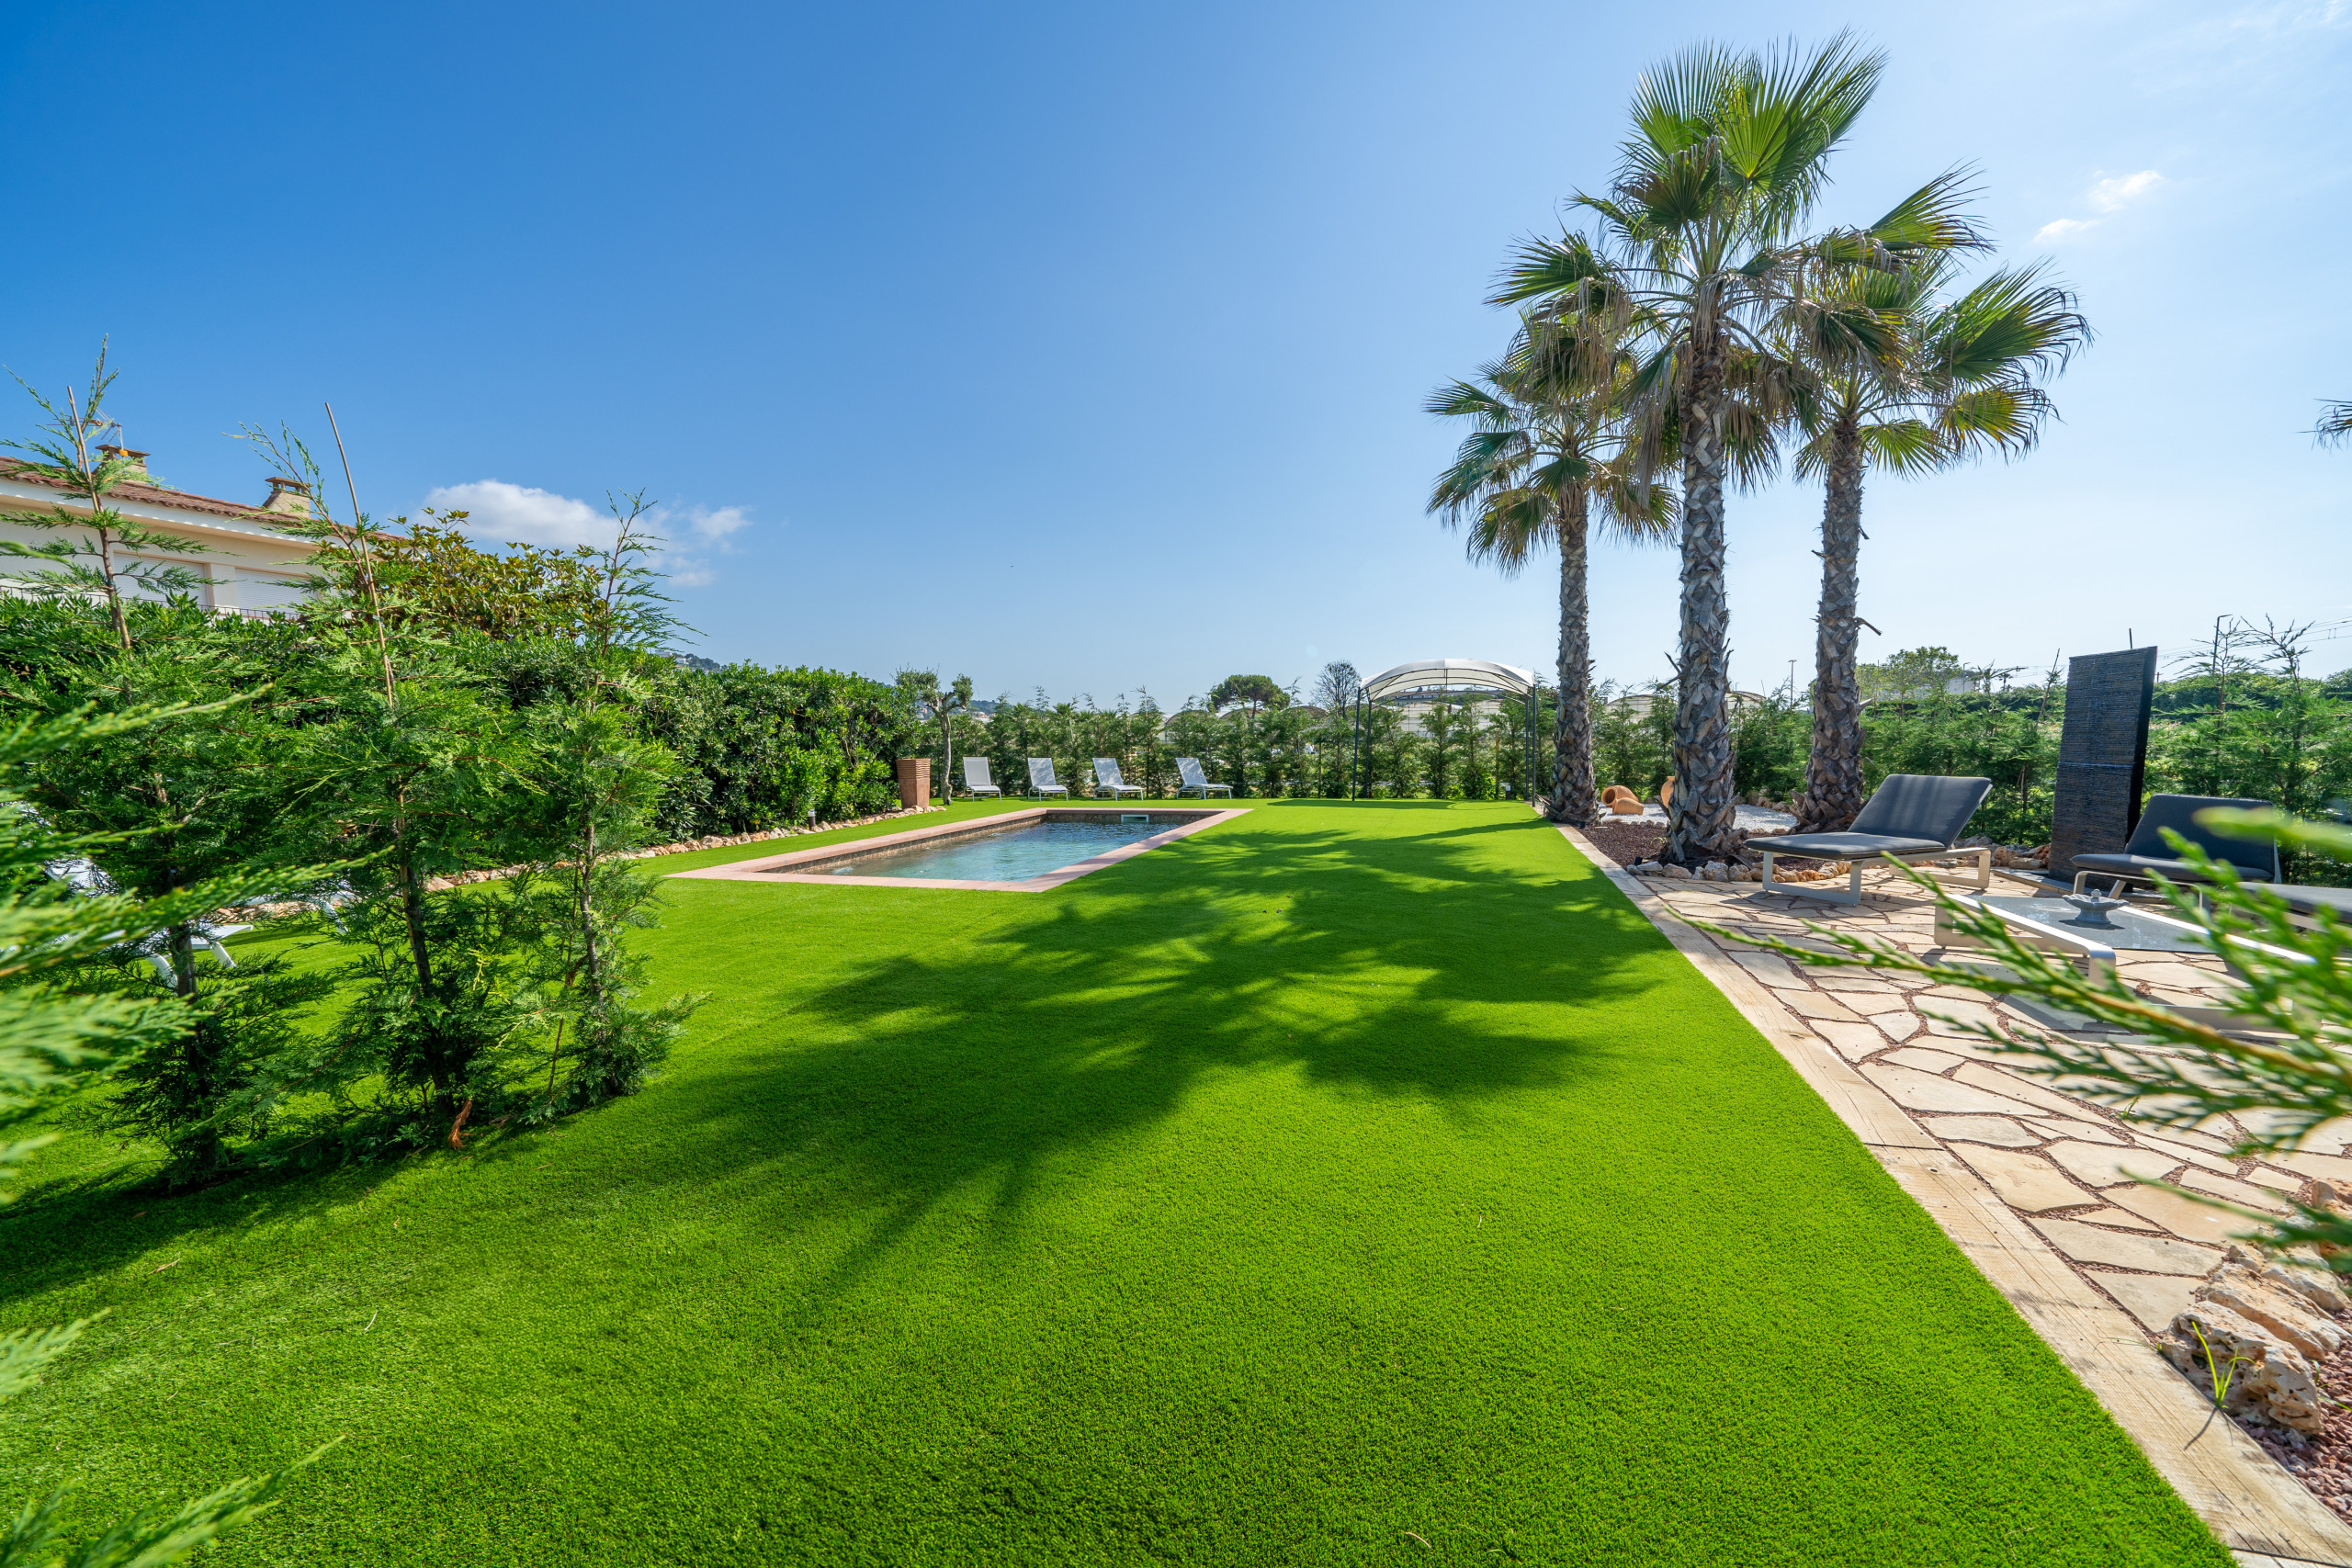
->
(1351, 659, 1544, 801)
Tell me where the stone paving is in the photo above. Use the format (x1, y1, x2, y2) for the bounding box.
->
(1627, 863, 2352, 1338)
(1562, 832, 2352, 1565)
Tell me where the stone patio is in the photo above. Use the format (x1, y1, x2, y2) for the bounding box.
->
(1562, 827, 2352, 1568)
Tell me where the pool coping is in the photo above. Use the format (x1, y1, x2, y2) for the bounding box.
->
(664, 807, 1250, 892)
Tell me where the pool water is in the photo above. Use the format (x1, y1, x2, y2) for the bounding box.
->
(793, 817, 1175, 883)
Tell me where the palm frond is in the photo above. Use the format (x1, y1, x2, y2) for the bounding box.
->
(2317, 400, 2352, 447)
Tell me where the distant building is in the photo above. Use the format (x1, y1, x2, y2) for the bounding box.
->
(0, 446, 318, 615)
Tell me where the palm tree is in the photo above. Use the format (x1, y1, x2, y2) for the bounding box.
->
(1427, 337, 1672, 827)
(2317, 401, 2352, 446)
(1786, 256, 2090, 829)
(1494, 35, 1975, 865)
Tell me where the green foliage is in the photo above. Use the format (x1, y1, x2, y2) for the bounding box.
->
(1857, 646, 1988, 704)
(639, 661, 917, 836)
(1592, 683, 1673, 798)
(1731, 683, 1809, 800)
(1, 1314, 306, 1568)
(497, 498, 701, 1117)
(367, 513, 615, 642)
(1207, 674, 1287, 713)
(1, 343, 209, 649)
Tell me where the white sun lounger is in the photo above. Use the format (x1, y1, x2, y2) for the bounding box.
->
(962, 757, 1002, 798)
(1092, 758, 1144, 799)
(1026, 758, 1070, 798)
(1175, 758, 1232, 798)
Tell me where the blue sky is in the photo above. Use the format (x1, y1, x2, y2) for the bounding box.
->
(5, 1, 2346, 705)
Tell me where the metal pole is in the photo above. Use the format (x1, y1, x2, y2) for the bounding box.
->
(1351, 694, 1363, 800)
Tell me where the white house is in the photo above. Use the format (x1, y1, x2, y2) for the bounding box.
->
(0, 446, 318, 615)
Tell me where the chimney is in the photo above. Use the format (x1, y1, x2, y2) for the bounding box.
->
(262, 477, 313, 518)
(96, 445, 151, 481)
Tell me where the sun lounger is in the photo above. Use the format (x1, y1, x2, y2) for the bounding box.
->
(962, 757, 1002, 798)
(2070, 794, 2278, 894)
(1758, 773, 1993, 906)
(1026, 758, 1070, 798)
(2247, 882, 2352, 931)
(1175, 758, 1232, 799)
(1092, 758, 1144, 799)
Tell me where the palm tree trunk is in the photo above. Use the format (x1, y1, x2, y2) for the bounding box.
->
(1799, 416, 1869, 831)
(1664, 331, 1740, 866)
(1547, 491, 1597, 826)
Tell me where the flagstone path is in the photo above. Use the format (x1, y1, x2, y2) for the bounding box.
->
(1561, 827, 2352, 1568)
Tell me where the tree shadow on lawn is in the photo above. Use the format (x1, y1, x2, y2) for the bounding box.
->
(0, 809, 1695, 1314)
(650, 809, 1711, 1297)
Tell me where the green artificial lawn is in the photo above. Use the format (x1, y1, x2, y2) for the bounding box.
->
(0, 800, 2228, 1565)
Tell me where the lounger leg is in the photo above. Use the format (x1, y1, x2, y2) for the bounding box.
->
(1973, 848, 1991, 892)
(1758, 854, 1862, 906)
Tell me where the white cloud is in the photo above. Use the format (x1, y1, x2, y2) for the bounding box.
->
(673, 503, 752, 544)
(423, 479, 611, 547)
(419, 479, 759, 588)
(2087, 170, 2165, 212)
(2032, 170, 2165, 245)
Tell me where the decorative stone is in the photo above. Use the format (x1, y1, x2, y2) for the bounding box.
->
(2196, 1269, 2345, 1360)
(1950, 1064, 2092, 1121)
(2128, 1131, 2238, 1176)
(1883, 1046, 1966, 1074)
(2242, 1165, 2306, 1195)
(2168, 1303, 2330, 1433)
(1780, 990, 1861, 1022)
(1859, 1064, 2045, 1117)
(2273, 1149, 2352, 1182)
(1951, 1145, 2095, 1213)
(2095, 1270, 2202, 1333)
(2070, 1205, 2164, 1232)
(1869, 1010, 1922, 1043)
(1927, 1115, 2040, 1149)
(2264, 1259, 2352, 1316)
(2041, 1140, 2179, 1188)
(2177, 1169, 2290, 1213)
(2027, 1116, 2127, 1146)
(2101, 1184, 2270, 1247)
(1730, 953, 1803, 989)
(1809, 1021, 1889, 1064)
(2028, 1214, 2220, 1274)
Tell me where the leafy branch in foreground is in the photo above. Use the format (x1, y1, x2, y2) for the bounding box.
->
(0, 1316, 328, 1568)
(1686, 811, 2352, 1262)
(2, 342, 210, 649)
(0, 701, 320, 1198)
(0, 705, 329, 1562)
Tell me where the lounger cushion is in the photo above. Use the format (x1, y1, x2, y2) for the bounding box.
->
(1848, 774, 1992, 848)
(1765, 832, 1948, 861)
(2251, 884, 2352, 917)
(2073, 852, 2233, 885)
(2116, 795, 2278, 876)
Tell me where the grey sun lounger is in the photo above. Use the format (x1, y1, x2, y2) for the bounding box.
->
(1026, 758, 1070, 798)
(2070, 794, 2278, 895)
(2247, 882, 2352, 931)
(1091, 758, 1144, 799)
(962, 757, 1002, 798)
(1175, 758, 1232, 798)
(1758, 773, 1994, 906)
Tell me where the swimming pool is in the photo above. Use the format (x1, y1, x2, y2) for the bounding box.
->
(802, 816, 1173, 883)
(667, 807, 1241, 893)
